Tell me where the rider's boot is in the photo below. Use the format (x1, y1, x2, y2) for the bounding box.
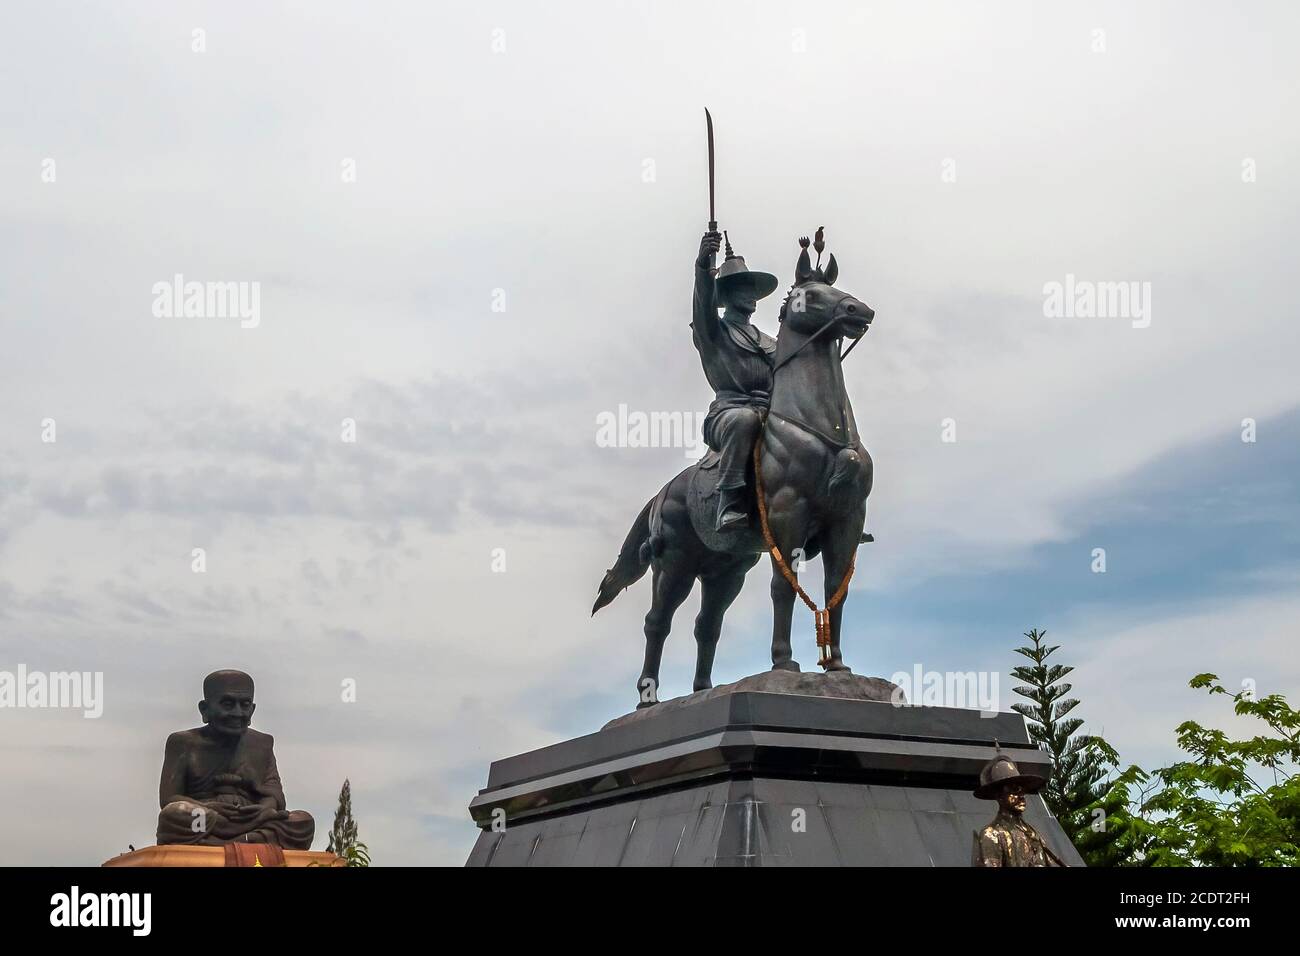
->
(716, 487, 749, 533)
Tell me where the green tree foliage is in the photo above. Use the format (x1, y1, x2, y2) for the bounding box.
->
(1010, 624, 1299, 867)
(1110, 675, 1299, 866)
(326, 778, 371, 867)
(1010, 628, 1129, 865)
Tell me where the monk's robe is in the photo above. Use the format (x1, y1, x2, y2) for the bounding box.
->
(157, 727, 314, 848)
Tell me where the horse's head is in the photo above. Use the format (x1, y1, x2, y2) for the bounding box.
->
(777, 231, 874, 341)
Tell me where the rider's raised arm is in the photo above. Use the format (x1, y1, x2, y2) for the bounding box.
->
(692, 230, 722, 340)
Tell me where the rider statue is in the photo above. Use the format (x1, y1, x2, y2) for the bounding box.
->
(692, 230, 780, 531)
(970, 753, 1067, 867)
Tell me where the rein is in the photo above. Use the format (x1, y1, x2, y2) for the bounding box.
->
(766, 409, 856, 451)
(752, 415, 856, 669)
(839, 332, 865, 361)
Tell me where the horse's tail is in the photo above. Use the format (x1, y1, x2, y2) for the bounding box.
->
(592, 497, 656, 615)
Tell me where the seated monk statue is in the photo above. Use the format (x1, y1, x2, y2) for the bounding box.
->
(156, 669, 314, 849)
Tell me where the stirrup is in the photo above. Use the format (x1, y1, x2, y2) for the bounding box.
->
(715, 489, 747, 532)
(716, 509, 748, 532)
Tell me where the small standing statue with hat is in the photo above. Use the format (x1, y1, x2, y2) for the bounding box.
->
(971, 751, 1067, 867)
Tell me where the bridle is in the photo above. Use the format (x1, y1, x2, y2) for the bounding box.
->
(769, 291, 867, 375)
(754, 291, 869, 451)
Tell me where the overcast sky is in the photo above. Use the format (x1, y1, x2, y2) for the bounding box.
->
(1, 1, 1298, 865)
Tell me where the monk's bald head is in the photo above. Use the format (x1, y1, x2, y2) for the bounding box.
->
(203, 670, 254, 699)
(199, 670, 256, 737)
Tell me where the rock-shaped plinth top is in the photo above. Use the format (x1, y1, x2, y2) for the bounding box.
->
(603, 669, 903, 730)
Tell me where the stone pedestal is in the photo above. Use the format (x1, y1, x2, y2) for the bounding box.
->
(102, 845, 345, 867)
(466, 671, 1083, 866)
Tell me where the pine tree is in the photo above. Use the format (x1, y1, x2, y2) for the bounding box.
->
(326, 779, 368, 864)
(1010, 628, 1130, 866)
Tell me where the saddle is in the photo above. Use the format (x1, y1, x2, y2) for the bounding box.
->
(684, 449, 767, 555)
(683, 434, 858, 558)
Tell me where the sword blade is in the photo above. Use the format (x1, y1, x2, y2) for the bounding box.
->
(705, 107, 716, 229)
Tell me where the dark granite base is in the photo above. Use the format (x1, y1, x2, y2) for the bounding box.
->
(466, 679, 1084, 867)
(602, 670, 902, 730)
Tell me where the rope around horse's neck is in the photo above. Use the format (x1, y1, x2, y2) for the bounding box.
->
(752, 417, 856, 668)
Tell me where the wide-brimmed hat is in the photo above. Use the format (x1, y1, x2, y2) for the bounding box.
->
(973, 754, 1047, 800)
(715, 234, 778, 301)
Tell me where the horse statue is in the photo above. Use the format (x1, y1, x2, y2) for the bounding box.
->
(593, 233, 875, 706)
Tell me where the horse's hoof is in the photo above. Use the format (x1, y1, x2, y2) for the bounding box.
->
(772, 660, 801, 673)
(635, 699, 659, 711)
(824, 661, 852, 673)
(693, 683, 713, 693)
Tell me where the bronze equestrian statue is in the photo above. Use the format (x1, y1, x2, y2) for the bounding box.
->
(593, 227, 875, 705)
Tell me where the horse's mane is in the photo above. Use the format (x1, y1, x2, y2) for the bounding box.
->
(777, 288, 793, 324)
(776, 272, 830, 324)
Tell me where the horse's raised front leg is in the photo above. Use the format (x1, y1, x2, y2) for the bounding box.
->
(819, 515, 863, 673)
(693, 559, 752, 692)
(638, 560, 696, 708)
